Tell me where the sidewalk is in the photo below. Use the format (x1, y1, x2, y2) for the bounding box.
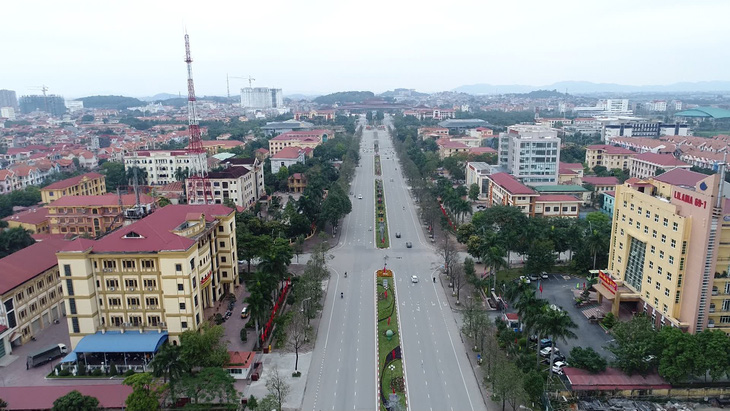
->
(241, 352, 312, 411)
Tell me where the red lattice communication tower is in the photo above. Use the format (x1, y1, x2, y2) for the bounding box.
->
(184, 32, 212, 204)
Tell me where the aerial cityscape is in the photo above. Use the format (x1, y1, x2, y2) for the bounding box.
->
(2, 1, 730, 411)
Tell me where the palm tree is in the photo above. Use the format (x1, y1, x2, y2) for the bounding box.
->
(541, 307, 578, 377)
(245, 272, 276, 349)
(481, 245, 507, 292)
(125, 166, 148, 186)
(149, 343, 185, 404)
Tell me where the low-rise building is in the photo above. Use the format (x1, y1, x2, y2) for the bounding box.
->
(2, 207, 50, 234)
(435, 138, 470, 159)
(219, 158, 266, 202)
(629, 152, 691, 179)
(270, 147, 305, 174)
(558, 162, 584, 185)
(465, 162, 495, 200)
(0, 239, 68, 348)
(41, 172, 106, 204)
(581, 176, 619, 200)
(268, 129, 333, 156)
(585, 145, 636, 170)
(533, 195, 581, 218)
(226, 351, 256, 380)
(186, 167, 259, 209)
(47, 193, 156, 237)
(288, 173, 307, 193)
(201, 140, 245, 155)
(417, 127, 449, 140)
(485, 173, 581, 217)
(532, 184, 591, 206)
(601, 190, 616, 216)
(56, 204, 238, 349)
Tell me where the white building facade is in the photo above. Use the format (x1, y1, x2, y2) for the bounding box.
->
(498, 125, 560, 184)
(240, 87, 284, 109)
(124, 150, 208, 186)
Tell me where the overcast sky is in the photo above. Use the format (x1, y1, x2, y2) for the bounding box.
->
(2, 0, 729, 98)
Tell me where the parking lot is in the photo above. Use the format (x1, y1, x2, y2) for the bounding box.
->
(508, 273, 615, 362)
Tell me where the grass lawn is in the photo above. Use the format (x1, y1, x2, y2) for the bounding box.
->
(376, 279, 406, 411)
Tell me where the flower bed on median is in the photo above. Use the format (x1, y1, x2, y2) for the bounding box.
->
(376, 270, 407, 411)
(374, 154, 382, 176)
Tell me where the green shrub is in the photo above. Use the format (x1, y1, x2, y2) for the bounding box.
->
(568, 347, 607, 373)
(602, 312, 617, 329)
(240, 328, 248, 342)
(214, 313, 224, 325)
(58, 368, 71, 377)
(91, 368, 103, 377)
(124, 369, 136, 377)
(109, 363, 118, 376)
(77, 366, 87, 376)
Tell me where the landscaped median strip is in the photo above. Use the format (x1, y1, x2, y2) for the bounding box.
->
(375, 179, 389, 248)
(375, 268, 407, 411)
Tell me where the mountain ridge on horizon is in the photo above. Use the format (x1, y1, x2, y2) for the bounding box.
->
(453, 80, 730, 95)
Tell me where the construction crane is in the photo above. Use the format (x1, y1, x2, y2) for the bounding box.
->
(230, 75, 255, 88)
(184, 32, 212, 205)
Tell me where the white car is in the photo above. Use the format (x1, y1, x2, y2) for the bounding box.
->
(519, 276, 531, 284)
(551, 361, 568, 374)
(411, 275, 419, 283)
(540, 346, 560, 357)
(357, 194, 363, 199)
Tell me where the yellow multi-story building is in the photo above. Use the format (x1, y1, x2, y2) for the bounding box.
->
(268, 129, 333, 156)
(585, 144, 636, 170)
(41, 172, 106, 204)
(2, 206, 50, 235)
(47, 193, 156, 237)
(0, 239, 67, 349)
(56, 204, 238, 349)
(603, 168, 730, 333)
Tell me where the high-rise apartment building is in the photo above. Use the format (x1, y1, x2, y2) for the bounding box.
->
(240, 87, 283, 109)
(498, 125, 560, 184)
(19, 95, 66, 116)
(56, 204, 238, 349)
(0, 89, 18, 110)
(603, 168, 730, 333)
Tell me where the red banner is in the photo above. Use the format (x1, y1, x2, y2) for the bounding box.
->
(599, 270, 617, 294)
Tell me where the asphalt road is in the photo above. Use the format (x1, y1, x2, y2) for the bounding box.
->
(302, 115, 486, 411)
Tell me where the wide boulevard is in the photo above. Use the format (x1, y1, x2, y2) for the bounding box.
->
(301, 115, 486, 411)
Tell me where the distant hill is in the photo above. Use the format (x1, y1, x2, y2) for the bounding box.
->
(76, 95, 144, 110)
(453, 81, 730, 95)
(379, 88, 429, 98)
(139, 93, 179, 102)
(285, 94, 321, 101)
(313, 91, 375, 105)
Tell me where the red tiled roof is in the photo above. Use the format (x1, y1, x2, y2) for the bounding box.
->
(227, 351, 256, 369)
(159, 181, 184, 192)
(633, 152, 689, 167)
(0, 239, 68, 294)
(653, 168, 707, 187)
(270, 129, 332, 141)
(560, 162, 583, 170)
(0, 385, 133, 410)
(60, 204, 234, 254)
(468, 147, 497, 154)
(488, 173, 535, 195)
(581, 176, 619, 186)
(2, 207, 49, 225)
(272, 146, 304, 159)
(535, 195, 581, 202)
(586, 144, 635, 155)
(564, 367, 670, 391)
(48, 193, 155, 207)
(603, 191, 615, 197)
(42, 172, 103, 190)
(202, 140, 244, 148)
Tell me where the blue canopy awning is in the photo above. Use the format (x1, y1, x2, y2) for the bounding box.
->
(74, 331, 168, 353)
(59, 352, 77, 363)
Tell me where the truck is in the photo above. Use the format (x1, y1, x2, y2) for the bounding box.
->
(26, 343, 67, 369)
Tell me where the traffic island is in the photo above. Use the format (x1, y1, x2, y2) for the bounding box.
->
(374, 154, 382, 176)
(375, 179, 389, 248)
(376, 269, 407, 411)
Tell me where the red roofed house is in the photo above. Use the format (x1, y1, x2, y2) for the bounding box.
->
(585, 144, 636, 170)
(558, 162, 584, 185)
(563, 367, 670, 393)
(255, 148, 270, 161)
(0, 384, 133, 410)
(0, 238, 69, 348)
(47, 193, 157, 237)
(436, 138, 469, 159)
(226, 351, 256, 379)
(581, 176, 620, 198)
(486, 173, 581, 218)
(2, 206, 50, 234)
(40, 172, 106, 204)
(629, 152, 691, 179)
(417, 126, 449, 140)
(268, 129, 334, 156)
(0, 169, 16, 195)
(270, 146, 305, 174)
(56, 204, 238, 349)
(533, 195, 581, 218)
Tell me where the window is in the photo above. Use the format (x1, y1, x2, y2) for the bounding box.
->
(654, 214, 659, 222)
(649, 261, 654, 269)
(141, 260, 154, 269)
(146, 297, 158, 307)
(196, 313, 200, 324)
(647, 276, 652, 284)
(667, 272, 672, 281)
(638, 207, 642, 215)
(650, 245, 655, 254)
(622, 214, 626, 222)
(182, 321, 188, 329)
(63, 264, 72, 276)
(663, 218, 668, 227)
(124, 279, 138, 289)
(175, 264, 182, 272)
(109, 298, 121, 306)
(143, 279, 156, 288)
(652, 230, 657, 238)
(678, 274, 683, 287)
(630, 203, 634, 211)
(629, 218, 633, 225)
(659, 251, 664, 259)
(189, 258, 195, 271)
(668, 256, 674, 265)
(106, 279, 119, 289)
(645, 210, 650, 218)
(673, 222, 678, 231)
(122, 260, 136, 269)
(219, 241, 225, 248)
(179, 302, 186, 310)
(72, 318, 80, 333)
(194, 295, 198, 307)
(676, 291, 681, 303)
(103, 260, 117, 270)
(636, 221, 640, 229)
(192, 278, 197, 289)
(661, 234, 666, 243)
(670, 239, 676, 248)
(721, 316, 730, 324)
(147, 316, 160, 326)
(218, 226, 224, 232)
(663, 304, 668, 314)
(654, 297, 659, 306)
(127, 297, 140, 307)
(643, 226, 648, 234)
(177, 284, 184, 291)
(221, 256, 227, 263)
(620, 229, 624, 236)
(658, 266, 663, 275)
(655, 282, 661, 290)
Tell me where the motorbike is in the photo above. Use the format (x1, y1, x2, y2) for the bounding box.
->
(344, 272, 347, 278)
(341, 292, 344, 299)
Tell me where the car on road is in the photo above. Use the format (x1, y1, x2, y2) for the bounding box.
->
(476, 205, 486, 210)
(411, 275, 418, 283)
(406, 242, 412, 248)
(540, 346, 560, 357)
(551, 361, 568, 375)
(519, 276, 531, 284)
(395, 232, 401, 238)
(357, 194, 363, 199)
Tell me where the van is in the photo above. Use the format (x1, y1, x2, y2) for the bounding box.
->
(241, 305, 250, 319)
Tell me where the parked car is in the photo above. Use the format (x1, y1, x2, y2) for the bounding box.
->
(519, 276, 531, 284)
(241, 305, 250, 319)
(411, 275, 419, 283)
(541, 271, 549, 280)
(476, 205, 486, 210)
(551, 361, 568, 375)
(539, 338, 553, 349)
(406, 242, 413, 248)
(529, 274, 539, 281)
(540, 346, 560, 357)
